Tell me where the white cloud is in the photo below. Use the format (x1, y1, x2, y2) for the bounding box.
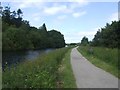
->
(42, 1, 88, 15)
(43, 4, 72, 15)
(69, 0, 89, 9)
(72, 11, 86, 18)
(57, 15, 67, 20)
(7, 1, 88, 17)
(10, 1, 44, 9)
(109, 12, 118, 22)
(43, 5, 65, 15)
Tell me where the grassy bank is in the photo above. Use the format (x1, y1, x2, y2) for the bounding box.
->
(3, 47, 71, 88)
(77, 46, 119, 78)
(0, 65, 2, 90)
(58, 49, 76, 88)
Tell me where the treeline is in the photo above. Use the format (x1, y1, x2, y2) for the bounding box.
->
(81, 21, 119, 48)
(2, 6, 65, 51)
(92, 21, 119, 48)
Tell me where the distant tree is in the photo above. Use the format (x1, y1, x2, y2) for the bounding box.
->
(69, 43, 77, 46)
(81, 36, 89, 46)
(2, 6, 11, 25)
(11, 11, 16, 18)
(92, 30, 101, 46)
(17, 9, 22, 18)
(15, 9, 23, 27)
(39, 23, 48, 35)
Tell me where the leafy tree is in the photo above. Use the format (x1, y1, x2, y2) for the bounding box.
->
(92, 30, 101, 46)
(17, 9, 22, 18)
(2, 5, 65, 51)
(81, 36, 89, 46)
(48, 30, 65, 48)
(2, 6, 11, 25)
(92, 21, 119, 48)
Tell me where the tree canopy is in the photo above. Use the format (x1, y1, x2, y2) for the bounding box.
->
(81, 36, 89, 46)
(80, 21, 119, 48)
(2, 6, 65, 51)
(91, 21, 119, 48)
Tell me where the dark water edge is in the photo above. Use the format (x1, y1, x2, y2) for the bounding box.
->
(2, 49, 53, 69)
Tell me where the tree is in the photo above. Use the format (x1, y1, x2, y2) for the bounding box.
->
(2, 6, 11, 25)
(17, 9, 22, 18)
(2, 5, 66, 51)
(15, 9, 23, 27)
(92, 30, 101, 46)
(81, 36, 89, 46)
(48, 30, 65, 48)
(91, 21, 119, 48)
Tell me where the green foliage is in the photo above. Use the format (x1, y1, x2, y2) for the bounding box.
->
(78, 46, 119, 78)
(3, 27, 32, 50)
(2, 5, 65, 51)
(92, 21, 119, 48)
(0, 66, 1, 90)
(81, 36, 89, 46)
(48, 30, 65, 48)
(3, 47, 70, 88)
(59, 49, 76, 88)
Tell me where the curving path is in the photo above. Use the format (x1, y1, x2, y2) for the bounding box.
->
(71, 47, 118, 88)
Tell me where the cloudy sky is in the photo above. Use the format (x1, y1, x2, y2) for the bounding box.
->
(1, 0, 119, 43)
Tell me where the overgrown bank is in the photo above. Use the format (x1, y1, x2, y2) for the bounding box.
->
(3, 47, 72, 88)
(58, 49, 76, 88)
(77, 46, 119, 78)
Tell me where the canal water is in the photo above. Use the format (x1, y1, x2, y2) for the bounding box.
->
(2, 49, 53, 69)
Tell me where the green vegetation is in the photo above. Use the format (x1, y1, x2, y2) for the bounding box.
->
(2, 4, 75, 88)
(58, 49, 76, 88)
(79, 21, 119, 78)
(3, 47, 71, 88)
(0, 64, 1, 90)
(91, 21, 119, 48)
(77, 46, 119, 78)
(81, 36, 89, 46)
(80, 21, 119, 48)
(2, 6, 65, 51)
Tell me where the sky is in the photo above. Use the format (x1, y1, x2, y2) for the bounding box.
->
(1, 0, 119, 43)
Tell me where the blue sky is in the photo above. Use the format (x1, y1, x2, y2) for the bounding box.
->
(1, 0, 118, 43)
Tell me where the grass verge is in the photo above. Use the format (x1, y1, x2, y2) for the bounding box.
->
(3, 47, 71, 88)
(0, 65, 2, 90)
(77, 46, 119, 78)
(58, 49, 76, 88)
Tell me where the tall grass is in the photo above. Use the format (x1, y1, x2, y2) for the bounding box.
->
(78, 46, 119, 78)
(57, 49, 76, 88)
(0, 64, 2, 90)
(3, 47, 71, 88)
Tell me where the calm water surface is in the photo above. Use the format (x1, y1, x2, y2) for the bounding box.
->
(2, 49, 53, 69)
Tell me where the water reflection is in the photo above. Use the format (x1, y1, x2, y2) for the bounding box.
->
(2, 49, 53, 69)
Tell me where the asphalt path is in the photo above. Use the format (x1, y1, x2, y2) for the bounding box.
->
(71, 47, 118, 88)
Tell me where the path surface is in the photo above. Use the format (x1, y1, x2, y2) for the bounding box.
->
(71, 47, 118, 88)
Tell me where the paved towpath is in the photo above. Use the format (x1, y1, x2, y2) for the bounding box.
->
(71, 47, 118, 88)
